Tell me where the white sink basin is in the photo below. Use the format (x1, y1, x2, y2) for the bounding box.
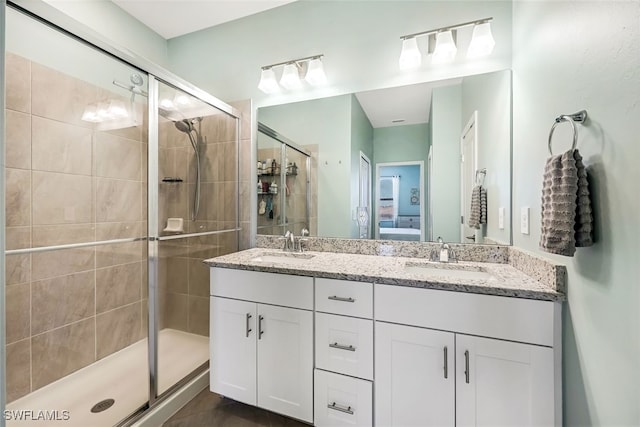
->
(404, 262, 497, 281)
(250, 252, 315, 266)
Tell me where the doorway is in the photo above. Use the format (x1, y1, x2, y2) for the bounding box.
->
(460, 111, 478, 243)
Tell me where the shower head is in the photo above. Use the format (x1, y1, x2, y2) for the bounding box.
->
(174, 119, 193, 134)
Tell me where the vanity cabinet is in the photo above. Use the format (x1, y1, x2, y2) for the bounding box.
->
(375, 284, 561, 427)
(210, 268, 313, 423)
(314, 278, 374, 427)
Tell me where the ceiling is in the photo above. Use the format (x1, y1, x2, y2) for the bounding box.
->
(355, 77, 462, 128)
(111, 0, 297, 39)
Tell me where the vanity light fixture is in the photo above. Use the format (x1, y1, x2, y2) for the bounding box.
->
(258, 54, 327, 94)
(399, 17, 494, 69)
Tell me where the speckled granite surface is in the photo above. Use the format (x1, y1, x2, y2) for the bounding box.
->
(508, 247, 567, 294)
(205, 247, 565, 302)
(255, 235, 510, 263)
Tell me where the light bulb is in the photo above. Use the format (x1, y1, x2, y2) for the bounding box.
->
(467, 22, 495, 58)
(81, 104, 100, 123)
(280, 63, 302, 90)
(305, 58, 327, 86)
(432, 30, 457, 64)
(399, 37, 421, 70)
(258, 68, 279, 94)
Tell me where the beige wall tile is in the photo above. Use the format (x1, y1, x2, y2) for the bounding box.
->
(31, 63, 97, 127)
(5, 109, 32, 170)
(188, 258, 209, 297)
(6, 283, 30, 344)
(165, 293, 188, 332)
(95, 132, 142, 180)
(6, 168, 31, 227)
(32, 171, 92, 225)
(201, 143, 220, 183)
(32, 117, 92, 175)
(96, 178, 142, 222)
(6, 254, 30, 286)
(6, 339, 31, 403)
(32, 248, 95, 281)
(188, 296, 209, 337)
(32, 224, 95, 247)
(32, 318, 95, 390)
(6, 226, 31, 250)
(216, 115, 237, 143)
(167, 257, 188, 294)
(96, 221, 143, 240)
(95, 241, 144, 269)
(228, 99, 251, 141)
(96, 261, 142, 313)
(239, 138, 252, 181)
(223, 142, 238, 183)
(32, 271, 95, 335)
(6, 52, 31, 113)
(96, 302, 143, 359)
(223, 182, 237, 222)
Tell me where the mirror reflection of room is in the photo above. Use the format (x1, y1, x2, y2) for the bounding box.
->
(258, 69, 511, 245)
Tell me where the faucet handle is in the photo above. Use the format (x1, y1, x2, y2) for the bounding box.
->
(301, 228, 309, 237)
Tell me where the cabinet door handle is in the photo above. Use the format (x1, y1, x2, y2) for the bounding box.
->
(328, 295, 355, 303)
(443, 346, 448, 379)
(245, 313, 252, 338)
(327, 402, 354, 415)
(329, 342, 356, 352)
(464, 350, 470, 384)
(258, 315, 264, 339)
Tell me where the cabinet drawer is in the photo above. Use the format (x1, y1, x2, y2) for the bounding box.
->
(314, 369, 373, 427)
(210, 268, 313, 310)
(315, 278, 373, 318)
(316, 313, 373, 380)
(375, 284, 559, 347)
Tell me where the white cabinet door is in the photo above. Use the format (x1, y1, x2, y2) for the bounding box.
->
(456, 334, 556, 427)
(210, 297, 256, 405)
(257, 304, 313, 423)
(314, 369, 373, 427)
(375, 322, 455, 427)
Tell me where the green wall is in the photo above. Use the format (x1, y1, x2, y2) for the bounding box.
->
(512, 2, 640, 424)
(430, 85, 462, 243)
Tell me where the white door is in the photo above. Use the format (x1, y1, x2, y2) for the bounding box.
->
(461, 112, 478, 243)
(359, 152, 371, 238)
(375, 322, 455, 427)
(210, 297, 257, 405)
(456, 334, 556, 427)
(257, 304, 314, 423)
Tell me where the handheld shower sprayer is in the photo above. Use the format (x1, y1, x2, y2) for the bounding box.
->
(174, 118, 203, 221)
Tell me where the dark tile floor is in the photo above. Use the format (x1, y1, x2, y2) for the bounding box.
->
(163, 389, 309, 426)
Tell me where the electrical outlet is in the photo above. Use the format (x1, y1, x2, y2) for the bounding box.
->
(498, 207, 505, 230)
(520, 207, 530, 235)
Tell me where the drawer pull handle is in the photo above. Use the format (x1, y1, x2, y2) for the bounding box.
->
(258, 315, 265, 340)
(444, 346, 448, 379)
(327, 402, 354, 415)
(246, 313, 252, 338)
(464, 350, 470, 384)
(329, 342, 356, 352)
(328, 295, 355, 303)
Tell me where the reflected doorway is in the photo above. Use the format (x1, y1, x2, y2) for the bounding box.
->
(374, 161, 425, 241)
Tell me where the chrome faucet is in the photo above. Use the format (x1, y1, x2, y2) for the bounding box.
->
(280, 230, 295, 251)
(431, 237, 457, 263)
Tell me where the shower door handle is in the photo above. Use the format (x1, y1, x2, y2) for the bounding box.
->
(245, 313, 252, 338)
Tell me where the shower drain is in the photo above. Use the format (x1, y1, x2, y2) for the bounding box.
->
(91, 399, 115, 413)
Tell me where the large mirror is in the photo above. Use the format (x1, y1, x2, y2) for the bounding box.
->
(257, 69, 512, 245)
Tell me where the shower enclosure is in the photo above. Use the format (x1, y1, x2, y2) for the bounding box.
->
(2, 3, 240, 426)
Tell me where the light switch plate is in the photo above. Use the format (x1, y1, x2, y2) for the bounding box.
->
(498, 207, 505, 230)
(520, 207, 530, 235)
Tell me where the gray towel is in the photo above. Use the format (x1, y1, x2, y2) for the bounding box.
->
(540, 149, 593, 256)
(469, 185, 487, 229)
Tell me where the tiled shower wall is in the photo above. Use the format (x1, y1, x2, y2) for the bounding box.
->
(157, 100, 249, 335)
(4, 52, 148, 402)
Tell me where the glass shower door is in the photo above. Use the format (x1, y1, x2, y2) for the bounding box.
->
(4, 6, 150, 425)
(152, 80, 240, 398)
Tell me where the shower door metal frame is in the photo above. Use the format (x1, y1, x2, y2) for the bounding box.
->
(0, 0, 7, 422)
(3, 0, 243, 423)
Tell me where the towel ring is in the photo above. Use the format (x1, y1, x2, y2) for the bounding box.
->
(548, 110, 588, 155)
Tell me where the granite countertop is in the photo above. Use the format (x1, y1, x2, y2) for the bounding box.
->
(205, 248, 565, 302)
